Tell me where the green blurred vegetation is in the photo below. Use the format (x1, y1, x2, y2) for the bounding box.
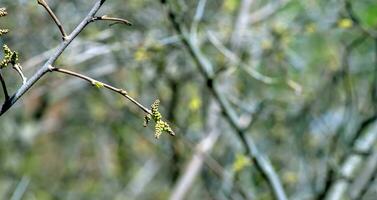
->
(0, 0, 377, 199)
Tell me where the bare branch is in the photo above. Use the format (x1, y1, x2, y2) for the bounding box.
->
(170, 101, 221, 200)
(207, 30, 277, 84)
(344, 0, 377, 38)
(0, 71, 9, 100)
(92, 15, 133, 26)
(50, 66, 152, 115)
(316, 114, 377, 200)
(37, 0, 68, 40)
(0, 0, 107, 116)
(231, 0, 254, 48)
(249, 0, 290, 25)
(349, 150, 377, 199)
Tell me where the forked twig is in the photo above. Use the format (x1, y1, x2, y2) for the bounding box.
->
(50, 66, 152, 115)
(12, 64, 27, 85)
(50, 66, 176, 138)
(92, 15, 132, 26)
(160, 1, 287, 200)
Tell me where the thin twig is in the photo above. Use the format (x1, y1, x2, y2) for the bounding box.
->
(12, 64, 27, 85)
(92, 15, 132, 26)
(50, 66, 152, 115)
(249, 0, 290, 25)
(190, 0, 207, 41)
(10, 176, 30, 200)
(169, 101, 221, 200)
(0, 71, 9, 100)
(37, 0, 68, 40)
(315, 35, 369, 200)
(349, 150, 377, 199)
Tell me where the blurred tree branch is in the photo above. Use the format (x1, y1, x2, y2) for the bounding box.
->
(0, 0, 178, 139)
(349, 149, 377, 199)
(345, 0, 377, 38)
(160, 1, 288, 199)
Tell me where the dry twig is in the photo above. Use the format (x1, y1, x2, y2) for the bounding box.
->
(160, 1, 288, 199)
(37, 0, 68, 40)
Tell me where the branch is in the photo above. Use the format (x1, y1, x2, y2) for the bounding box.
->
(347, 115, 377, 148)
(0, 71, 9, 100)
(372, 38, 377, 111)
(0, 0, 106, 116)
(50, 65, 174, 138)
(92, 15, 132, 26)
(12, 63, 27, 85)
(190, 0, 207, 41)
(344, 0, 377, 37)
(50, 66, 152, 115)
(316, 114, 377, 200)
(160, 1, 287, 200)
(349, 150, 377, 199)
(10, 176, 30, 200)
(324, 124, 377, 200)
(169, 101, 221, 200)
(37, 0, 68, 40)
(315, 36, 372, 200)
(207, 30, 278, 84)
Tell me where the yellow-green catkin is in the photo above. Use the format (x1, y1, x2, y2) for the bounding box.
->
(0, 8, 8, 36)
(0, 7, 19, 69)
(144, 99, 174, 139)
(0, 29, 8, 36)
(0, 7, 7, 16)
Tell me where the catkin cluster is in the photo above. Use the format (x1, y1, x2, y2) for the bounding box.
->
(0, 7, 19, 69)
(0, 8, 8, 36)
(144, 99, 174, 139)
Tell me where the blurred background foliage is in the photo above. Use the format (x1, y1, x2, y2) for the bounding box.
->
(0, 0, 377, 199)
